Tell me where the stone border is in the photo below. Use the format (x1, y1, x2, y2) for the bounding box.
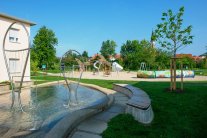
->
(42, 81, 115, 138)
(6, 81, 115, 138)
(113, 84, 154, 124)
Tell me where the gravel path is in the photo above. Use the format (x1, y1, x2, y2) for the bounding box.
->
(47, 71, 207, 82)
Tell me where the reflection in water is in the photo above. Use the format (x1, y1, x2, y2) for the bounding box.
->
(0, 84, 106, 132)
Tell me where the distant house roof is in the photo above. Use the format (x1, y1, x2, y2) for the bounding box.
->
(192, 56, 202, 61)
(200, 52, 207, 57)
(176, 54, 193, 58)
(0, 13, 36, 26)
(91, 53, 100, 60)
(176, 54, 204, 61)
(114, 54, 121, 59)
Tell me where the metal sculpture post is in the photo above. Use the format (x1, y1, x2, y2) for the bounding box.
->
(2, 22, 31, 111)
(60, 50, 84, 107)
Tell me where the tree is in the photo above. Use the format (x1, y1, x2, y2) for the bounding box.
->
(82, 51, 88, 58)
(154, 7, 193, 91)
(197, 58, 207, 69)
(154, 7, 193, 57)
(177, 55, 196, 69)
(120, 40, 156, 70)
(121, 40, 139, 70)
(155, 49, 171, 70)
(30, 49, 39, 73)
(31, 26, 58, 69)
(100, 40, 117, 60)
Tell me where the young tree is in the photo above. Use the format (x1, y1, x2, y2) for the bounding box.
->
(31, 26, 58, 69)
(100, 40, 117, 60)
(154, 7, 193, 57)
(154, 7, 193, 91)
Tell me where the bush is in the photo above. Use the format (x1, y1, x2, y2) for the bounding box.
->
(137, 70, 156, 78)
(31, 60, 39, 76)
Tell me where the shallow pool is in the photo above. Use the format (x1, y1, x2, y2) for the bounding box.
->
(0, 84, 107, 132)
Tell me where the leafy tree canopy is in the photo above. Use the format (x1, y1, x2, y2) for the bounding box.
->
(177, 55, 196, 69)
(154, 6, 193, 57)
(120, 40, 156, 70)
(155, 49, 171, 70)
(100, 40, 117, 60)
(82, 51, 89, 58)
(31, 26, 58, 69)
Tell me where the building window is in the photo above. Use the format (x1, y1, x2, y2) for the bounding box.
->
(9, 58, 20, 73)
(9, 28, 19, 43)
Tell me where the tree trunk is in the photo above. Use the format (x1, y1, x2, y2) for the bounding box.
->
(171, 43, 177, 91)
(173, 58, 176, 90)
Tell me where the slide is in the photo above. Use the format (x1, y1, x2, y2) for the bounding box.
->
(93, 60, 102, 74)
(112, 62, 123, 72)
(93, 60, 101, 70)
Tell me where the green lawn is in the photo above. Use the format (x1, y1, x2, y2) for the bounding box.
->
(31, 73, 64, 84)
(31, 74, 207, 138)
(45, 69, 61, 73)
(194, 69, 207, 76)
(102, 81, 207, 138)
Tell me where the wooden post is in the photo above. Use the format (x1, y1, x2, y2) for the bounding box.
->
(170, 59, 173, 91)
(173, 58, 176, 91)
(170, 57, 184, 92)
(181, 62, 183, 91)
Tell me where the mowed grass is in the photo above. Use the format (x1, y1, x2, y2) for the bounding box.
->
(102, 81, 207, 138)
(194, 69, 207, 76)
(30, 74, 207, 137)
(31, 73, 64, 84)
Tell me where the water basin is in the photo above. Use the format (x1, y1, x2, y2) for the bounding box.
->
(0, 84, 107, 133)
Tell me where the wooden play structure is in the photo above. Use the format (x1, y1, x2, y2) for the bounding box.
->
(93, 54, 112, 75)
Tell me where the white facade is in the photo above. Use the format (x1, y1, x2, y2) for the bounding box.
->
(0, 13, 35, 82)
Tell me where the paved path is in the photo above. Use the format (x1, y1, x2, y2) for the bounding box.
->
(68, 92, 129, 138)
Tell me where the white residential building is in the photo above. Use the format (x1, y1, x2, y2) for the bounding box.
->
(0, 13, 35, 82)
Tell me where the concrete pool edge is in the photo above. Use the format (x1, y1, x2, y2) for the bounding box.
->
(14, 80, 113, 137)
(1, 81, 115, 138)
(43, 81, 115, 138)
(0, 80, 63, 95)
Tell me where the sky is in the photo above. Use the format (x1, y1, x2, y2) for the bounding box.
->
(1, 0, 207, 57)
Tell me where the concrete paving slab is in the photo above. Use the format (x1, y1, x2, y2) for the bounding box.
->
(106, 104, 125, 113)
(71, 131, 101, 138)
(113, 92, 127, 97)
(94, 111, 120, 122)
(0, 126, 9, 137)
(2, 128, 19, 138)
(114, 101, 127, 107)
(115, 96, 129, 101)
(77, 118, 107, 134)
